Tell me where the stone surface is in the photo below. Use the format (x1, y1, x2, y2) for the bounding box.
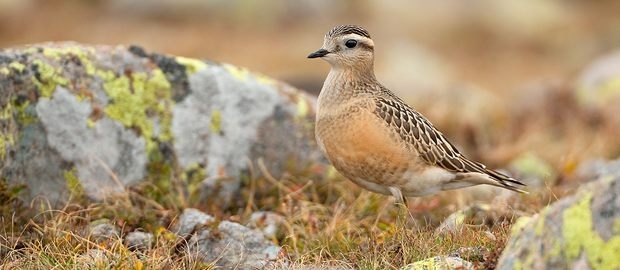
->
(172, 207, 215, 237)
(124, 231, 154, 251)
(497, 160, 620, 269)
(187, 217, 282, 268)
(0, 42, 320, 207)
(247, 211, 284, 239)
(401, 256, 474, 270)
(88, 219, 120, 243)
(577, 50, 620, 108)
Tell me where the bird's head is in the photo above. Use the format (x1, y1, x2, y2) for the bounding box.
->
(308, 25, 375, 70)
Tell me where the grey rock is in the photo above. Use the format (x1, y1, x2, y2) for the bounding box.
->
(577, 50, 620, 108)
(497, 161, 620, 269)
(0, 42, 320, 208)
(448, 246, 488, 263)
(247, 211, 284, 239)
(173, 208, 215, 237)
(188, 220, 281, 269)
(124, 231, 154, 251)
(88, 220, 120, 243)
(36, 87, 147, 200)
(76, 249, 115, 267)
(575, 158, 620, 181)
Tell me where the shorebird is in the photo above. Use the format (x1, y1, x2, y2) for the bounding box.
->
(308, 25, 526, 203)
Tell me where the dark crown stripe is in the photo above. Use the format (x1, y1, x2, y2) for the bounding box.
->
(327, 25, 371, 39)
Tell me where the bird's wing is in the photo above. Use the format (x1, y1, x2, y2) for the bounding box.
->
(373, 96, 525, 188)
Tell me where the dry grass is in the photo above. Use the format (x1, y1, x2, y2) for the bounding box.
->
(0, 157, 554, 270)
(0, 128, 565, 267)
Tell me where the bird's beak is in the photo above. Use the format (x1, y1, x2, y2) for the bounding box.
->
(307, 49, 329, 58)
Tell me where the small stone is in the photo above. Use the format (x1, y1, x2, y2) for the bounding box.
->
(247, 211, 285, 239)
(88, 219, 119, 243)
(124, 231, 154, 251)
(401, 256, 474, 270)
(187, 220, 282, 268)
(76, 249, 116, 268)
(173, 208, 215, 236)
(448, 246, 489, 262)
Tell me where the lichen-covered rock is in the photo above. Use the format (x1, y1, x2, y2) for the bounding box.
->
(497, 164, 620, 269)
(400, 256, 474, 270)
(0, 42, 320, 207)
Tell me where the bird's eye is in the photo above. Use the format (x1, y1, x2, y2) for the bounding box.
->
(345, 39, 357, 48)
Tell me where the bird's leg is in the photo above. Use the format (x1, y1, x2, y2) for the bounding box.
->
(388, 186, 409, 226)
(388, 187, 407, 206)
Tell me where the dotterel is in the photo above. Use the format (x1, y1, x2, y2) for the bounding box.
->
(308, 25, 526, 203)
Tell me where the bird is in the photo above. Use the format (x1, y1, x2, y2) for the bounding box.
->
(307, 25, 526, 203)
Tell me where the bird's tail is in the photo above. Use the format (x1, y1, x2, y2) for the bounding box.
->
(484, 168, 528, 194)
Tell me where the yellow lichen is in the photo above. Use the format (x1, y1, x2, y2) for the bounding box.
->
(0, 67, 9, 75)
(510, 216, 532, 235)
(9, 61, 25, 73)
(86, 118, 96, 128)
(64, 167, 83, 198)
(577, 77, 620, 107)
(223, 63, 249, 81)
(175, 56, 207, 74)
(41, 46, 95, 61)
(254, 72, 276, 85)
(0, 100, 12, 120)
(296, 97, 309, 118)
(563, 192, 620, 270)
(31, 59, 69, 98)
(210, 109, 222, 134)
(0, 132, 14, 161)
(102, 68, 173, 153)
(15, 100, 36, 125)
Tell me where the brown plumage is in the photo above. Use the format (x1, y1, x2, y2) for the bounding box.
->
(308, 25, 526, 202)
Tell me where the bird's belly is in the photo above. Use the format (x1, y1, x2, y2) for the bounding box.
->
(316, 113, 457, 197)
(316, 113, 418, 192)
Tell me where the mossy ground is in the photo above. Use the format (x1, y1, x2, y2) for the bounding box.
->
(0, 159, 556, 269)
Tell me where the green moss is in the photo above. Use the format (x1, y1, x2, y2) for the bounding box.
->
(563, 192, 620, 270)
(64, 167, 83, 198)
(175, 56, 207, 75)
(210, 109, 222, 134)
(102, 69, 173, 153)
(31, 59, 70, 98)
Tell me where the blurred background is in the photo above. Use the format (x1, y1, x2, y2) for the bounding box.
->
(2, 0, 620, 185)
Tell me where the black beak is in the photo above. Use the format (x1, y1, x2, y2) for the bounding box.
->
(307, 49, 329, 58)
